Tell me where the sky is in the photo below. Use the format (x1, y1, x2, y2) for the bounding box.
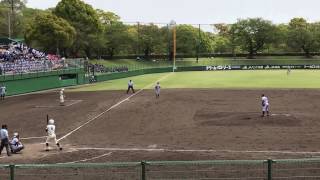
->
(26, 0, 320, 25)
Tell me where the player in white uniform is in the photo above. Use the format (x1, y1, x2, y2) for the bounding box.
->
(45, 119, 62, 151)
(59, 89, 65, 106)
(10, 132, 24, 154)
(261, 94, 270, 117)
(0, 84, 6, 100)
(155, 82, 161, 98)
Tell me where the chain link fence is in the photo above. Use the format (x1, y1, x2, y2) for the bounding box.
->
(1, 158, 320, 180)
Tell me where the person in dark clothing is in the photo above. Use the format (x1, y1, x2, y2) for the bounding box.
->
(127, 80, 135, 94)
(0, 125, 11, 156)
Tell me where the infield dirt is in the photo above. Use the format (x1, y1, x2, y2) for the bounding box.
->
(0, 89, 320, 164)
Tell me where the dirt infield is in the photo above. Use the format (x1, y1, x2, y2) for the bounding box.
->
(0, 88, 320, 164)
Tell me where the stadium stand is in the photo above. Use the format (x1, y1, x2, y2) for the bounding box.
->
(88, 63, 128, 73)
(0, 42, 63, 75)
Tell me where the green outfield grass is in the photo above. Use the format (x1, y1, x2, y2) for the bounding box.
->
(72, 70, 320, 91)
(91, 57, 320, 72)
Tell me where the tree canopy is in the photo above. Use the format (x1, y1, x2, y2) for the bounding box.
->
(1, 0, 320, 58)
(230, 18, 276, 58)
(287, 18, 320, 57)
(25, 13, 76, 54)
(54, 0, 102, 57)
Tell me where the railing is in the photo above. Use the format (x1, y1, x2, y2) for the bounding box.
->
(0, 67, 84, 82)
(0, 58, 85, 80)
(1, 158, 320, 180)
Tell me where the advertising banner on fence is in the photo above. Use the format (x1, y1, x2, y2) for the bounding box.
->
(204, 65, 320, 71)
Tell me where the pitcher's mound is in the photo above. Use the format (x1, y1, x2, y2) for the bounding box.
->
(194, 110, 300, 127)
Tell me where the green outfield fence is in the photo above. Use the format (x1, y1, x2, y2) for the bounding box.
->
(0, 68, 83, 82)
(0, 58, 85, 81)
(0, 58, 89, 96)
(1, 158, 320, 180)
(92, 58, 320, 72)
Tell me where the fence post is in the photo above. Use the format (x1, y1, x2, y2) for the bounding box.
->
(9, 164, 15, 180)
(267, 159, 273, 180)
(141, 161, 146, 180)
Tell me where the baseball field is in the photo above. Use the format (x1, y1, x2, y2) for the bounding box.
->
(1, 70, 320, 179)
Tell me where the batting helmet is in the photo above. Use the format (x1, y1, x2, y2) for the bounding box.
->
(48, 119, 55, 125)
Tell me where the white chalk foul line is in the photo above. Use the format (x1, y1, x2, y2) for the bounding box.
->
(57, 73, 172, 142)
(271, 113, 291, 117)
(34, 100, 83, 108)
(57, 152, 112, 164)
(20, 136, 47, 140)
(65, 100, 82, 107)
(74, 147, 320, 155)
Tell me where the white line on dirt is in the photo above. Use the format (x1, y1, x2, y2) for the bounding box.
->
(6, 86, 71, 98)
(271, 113, 291, 117)
(57, 73, 173, 142)
(34, 100, 83, 108)
(74, 147, 320, 155)
(20, 136, 47, 140)
(57, 152, 112, 164)
(64, 100, 82, 107)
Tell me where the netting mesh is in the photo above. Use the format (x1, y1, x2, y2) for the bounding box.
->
(146, 160, 266, 179)
(0, 165, 9, 179)
(14, 163, 141, 180)
(273, 159, 320, 179)
(2, 159, 320, 179)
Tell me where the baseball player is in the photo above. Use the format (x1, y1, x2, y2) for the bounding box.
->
(155, 82, 161, 98)
(261, 94, 270, 117)
(0, 84, 6, 100)
(287, 66, 291, 75)
(45, 119, 62, 151)
(10, 132, 24, 154)
(59, 89, 65, 106)
(0, 124, 11, 156)
(127, 80, 135, 94)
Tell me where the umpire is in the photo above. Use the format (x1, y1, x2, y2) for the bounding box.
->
(127, 80, 135, 94)
(0, 124, 11, 156)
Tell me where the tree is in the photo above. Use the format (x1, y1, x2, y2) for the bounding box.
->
(95, 9, 134, 58)
(266, 24, 290, 53)
(214, 23, 230, 37)
(287, 18, 320, 57)
(175, 25, 198, 55)
(54, 0, 102, 57)
(213, 36, 231, 53)
(0, 0, 26, 37)
(104, 22, 133, 58)
(97, 9, 120, 25)
(175, 25, 214, 56)
(25, 13, 76, 55)
(231, 18, 276, 58)
(213, 23, 239, 55)
(138, 24, 167, 58)
(0, 4, 10, 37)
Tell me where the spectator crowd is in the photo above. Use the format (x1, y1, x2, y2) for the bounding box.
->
(88, 63, 128, 73)
(0, 42, 63, 75)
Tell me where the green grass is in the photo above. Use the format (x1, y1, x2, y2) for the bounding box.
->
(72, 70, 320, 92)
(91, 57, 320, 72)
